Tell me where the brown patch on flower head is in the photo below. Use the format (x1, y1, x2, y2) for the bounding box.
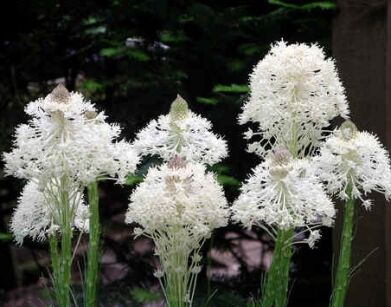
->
(168, 155, 187, 169)
(271, 146, 291, 165)
(50, 84, 71, 103)
(85, 111, 98, 119)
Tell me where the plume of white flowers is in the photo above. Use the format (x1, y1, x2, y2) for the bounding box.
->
(126, 156, 229, 305)
(4, 84, 140, 248)
(314, 120, 391, 209)
(126, 156, 228, 239)
(132, 95, 228, 165)
(11, 181, 88, 245)
(232, 147, 335, 246)
(239, 40, 349, 157)
(3, 84, 139, 186)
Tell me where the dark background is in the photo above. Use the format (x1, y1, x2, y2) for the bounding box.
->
(0, 0, 382, 306)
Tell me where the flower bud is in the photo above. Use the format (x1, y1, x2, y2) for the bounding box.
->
(169, 94, 189, 122)
(339, 120, 357, 141)
(50, 84, 71, 103)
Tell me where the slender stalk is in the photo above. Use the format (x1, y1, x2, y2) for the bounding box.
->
(49, 227, 72, 307)
(48, 178, 73, 307)
(60, 218, 73, 307)
(165, 253, 187, 307)
(260, 228, 293, 307)
(155, 229, 203, 307)
(49, 235, 61, 305)
(86, 181, 100, 307)
(330, 187, 355, 307)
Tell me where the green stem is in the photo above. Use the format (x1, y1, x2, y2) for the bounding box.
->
(61, 219, 73, 307)
(86, 181, 100, 307)
(260, 228, 293, 307)
(48, 178, 73, 307)
(165, 238, 188, 307)
(49, 235, 61, 305)
(330, 188, 355, 307)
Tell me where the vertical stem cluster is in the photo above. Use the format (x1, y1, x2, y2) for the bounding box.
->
(48, 179, 73, 307)
(330, 188, 355, 307)
(260, 228, 293, 307)
(165, 251, 188, 307)
(155, 229, 202, 307)
(86, 181, 100, 307)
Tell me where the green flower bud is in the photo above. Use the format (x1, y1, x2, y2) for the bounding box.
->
(169, 94, 189, 122)
(340, 120, 357, 141)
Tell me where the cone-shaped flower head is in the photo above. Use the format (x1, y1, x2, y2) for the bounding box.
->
(126, 157, 229, 239)
(240, 40, 349, 157)
(314, 121, 391, 209)
(3, 84, 140, 185)
(132, 95, 228, 165)
(11, 181, 89, 245)
(232, 147, 335, 237)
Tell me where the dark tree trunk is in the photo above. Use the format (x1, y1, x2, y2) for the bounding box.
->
(333, 1, 390, 306)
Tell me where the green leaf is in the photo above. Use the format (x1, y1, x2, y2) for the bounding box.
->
(213, 84, 249, 94)
(268, 0, 336, 10)
(126, 174, 143, 186)
(130, 287, 160, 303)
(126, 49, 150, 62)
(210, 164, 230, 175)
(99, 47, 124, 58)
(80, 80, 104, 94)
(0, 232, 13, 242)
(160, 31, 188, 43)
(217, 175, 240, 187)
(196, 97, 219, 105)
(85, 26, 106, 35)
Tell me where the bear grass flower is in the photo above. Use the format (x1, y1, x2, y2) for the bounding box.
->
(126, 156, 229, 307)
(239, 40, 349, 158)
(315, 120, 391, 207)
(132, 95, 228, 165)
(232, 147, 335, 243)
(3, 84, 139, 185)
(314, 120, 391, 307)
(232, 147, 335, 307)
(3, 84, 140, 307)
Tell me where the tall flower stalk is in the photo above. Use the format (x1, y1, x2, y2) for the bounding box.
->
(86, 181, 99, 307)
(330, 186, 354, 307)
(129, 95, 228, 305)
(232, 149, 335, 307)
(260, 228, 293, 307)
(314, 121, 391, 307)
(3, 85, 139, 307)
(236, 41, 349, 306)
(126, 159, 229, 306)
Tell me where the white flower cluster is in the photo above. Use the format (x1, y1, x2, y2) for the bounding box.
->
(132, 95, 228, 165)
(4, 85, 139, 243)
(240, 40, 349, 157)
(3, 84, 139, 185)
(315, 121, 391, 209)
(126, 157, 229, 239)
(232, 149, 335, 233)
(126, 157, 228, 303)
(11, 181, 89, 245)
